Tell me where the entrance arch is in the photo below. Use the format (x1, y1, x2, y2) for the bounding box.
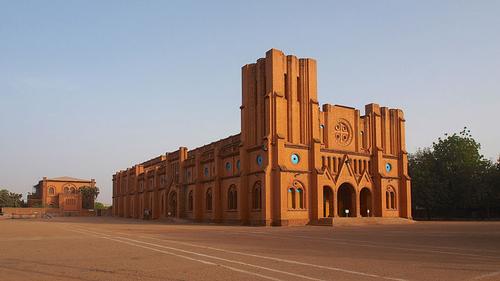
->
(323, 186, 334, 217)
(360, 188, 372, 217)
(337, 183, 356, 217)
(168, 192, 177, 217)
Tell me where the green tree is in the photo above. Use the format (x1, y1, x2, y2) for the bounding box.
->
(481, 156, 500, 217)
(409, 128, 498, 218)
(0, 189, 24, 207)
(79, 186, 100, 209)
(408, 149, 441, 219)
(94, 202, 106, 210)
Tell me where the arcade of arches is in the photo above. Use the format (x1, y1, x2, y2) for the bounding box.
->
(323, 184, 373, 218)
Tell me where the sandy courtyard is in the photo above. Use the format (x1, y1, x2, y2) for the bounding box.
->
(1, 217, 499, 281)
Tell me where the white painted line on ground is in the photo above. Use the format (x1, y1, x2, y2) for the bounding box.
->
(218, 229, 500, 260)
(282, 234, 500, 260)
(65, 227, 285, 281)
(376, 232, 500, 254)
(71, 227, 326, 281)
(72, 225, 408, 281)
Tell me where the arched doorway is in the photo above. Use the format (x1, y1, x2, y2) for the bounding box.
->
(360, 188, 372, 217)
(169, 192, 177, 217)
(337, 183, 356, 217)
(323, 186, 334, 217)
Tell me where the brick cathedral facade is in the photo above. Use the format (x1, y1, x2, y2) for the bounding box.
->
(112, 49, 412, 225)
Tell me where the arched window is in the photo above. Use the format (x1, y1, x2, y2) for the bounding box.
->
(390, 191, 396, 209)
(297, 188, 304, 209)
(386, 191, 390, 209)
(64, 187, 70, 194)
(188, 190, 193, 211)
(227, 185, 237, 210)
(48, 187, 55, 195)
(252, 182, 262, 210)
(287, 188, 296, 209)
(386, 187, 396, 209)
(288, 182, 305, 210)
(70, 187, 76, 194)
(206, 188, 213, 211)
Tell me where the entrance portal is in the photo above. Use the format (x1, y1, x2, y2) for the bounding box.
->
(337, 183, 356, 217)
(323, 186, 334, 217)
(360, 188, 372, 217)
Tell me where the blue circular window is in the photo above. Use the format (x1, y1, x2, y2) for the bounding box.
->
(256, 155, 263, 166)
(291, 153, 300, 164)
(225, 162, 231, 170)
(385, 163, 392, 172)
(236, 160, 240, 170)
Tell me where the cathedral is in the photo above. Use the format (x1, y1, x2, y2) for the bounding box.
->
(112, 49, 412, 225)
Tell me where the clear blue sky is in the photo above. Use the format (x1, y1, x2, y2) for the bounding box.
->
(1, 1, 499, 204)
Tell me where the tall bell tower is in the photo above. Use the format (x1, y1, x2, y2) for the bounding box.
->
(240, 49, 321, 225)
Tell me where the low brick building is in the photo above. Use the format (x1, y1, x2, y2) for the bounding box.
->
(28, 176, 96, 215)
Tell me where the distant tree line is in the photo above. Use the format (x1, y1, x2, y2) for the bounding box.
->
(0, 189, 25, 208)
(409, 127, 500, 219)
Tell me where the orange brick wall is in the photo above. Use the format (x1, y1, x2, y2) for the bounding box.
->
(112, 49, 411, 225)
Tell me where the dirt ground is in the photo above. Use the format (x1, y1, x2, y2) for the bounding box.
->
(0, 217, 499, 281)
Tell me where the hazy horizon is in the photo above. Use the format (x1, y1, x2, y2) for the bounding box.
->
(1, 1, 499, 204)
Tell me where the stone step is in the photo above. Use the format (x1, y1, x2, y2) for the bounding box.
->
(315, 217, 415, 226)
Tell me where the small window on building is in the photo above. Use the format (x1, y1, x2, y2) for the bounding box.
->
(297, 188, 304, 209)
(386, 163, 392, 172)
(252, 182, 262, 210)
(287, 188, 296, 209)
(256, 155, 263, 166)
(288, 186, 304, 209)
(227, 185, 237, 210)
(386, 187, 396, 210)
